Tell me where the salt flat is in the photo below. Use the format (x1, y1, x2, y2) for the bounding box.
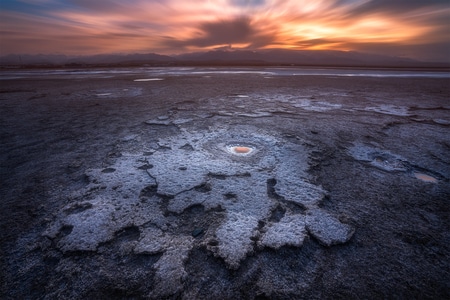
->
(1, 67, 449, 299)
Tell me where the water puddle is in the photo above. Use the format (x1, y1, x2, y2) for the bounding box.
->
(229, 95, 249, 98)
(233, 146, 251, 153)
(226, 145, 255, 156)
(133, 78, 164, 82)
(414, 173, 438, 183)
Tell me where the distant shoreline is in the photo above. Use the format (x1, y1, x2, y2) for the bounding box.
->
(1, 49, 449, 70)
(1, 63, 450, 73)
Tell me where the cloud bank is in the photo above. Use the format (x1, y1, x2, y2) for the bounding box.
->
(1, 0, 449, 61)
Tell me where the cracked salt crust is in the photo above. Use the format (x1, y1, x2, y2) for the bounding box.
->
(259, 215, 307, 249)
(306, 209, 355, 247)
(348, 143, 409, 172)
(348, 142, 444, 184)
(45, 125, 355, 293)
(292, 99, 342, 112)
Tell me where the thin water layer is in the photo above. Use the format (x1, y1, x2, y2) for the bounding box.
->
(2, 66, 449, 80)
(133, 78, 164, 81)
(229, 95, 250, 98)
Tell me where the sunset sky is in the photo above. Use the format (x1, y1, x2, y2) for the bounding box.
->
(1, 0, 449, 61)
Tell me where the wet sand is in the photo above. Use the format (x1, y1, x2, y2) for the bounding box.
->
(1, 69, 449, 299)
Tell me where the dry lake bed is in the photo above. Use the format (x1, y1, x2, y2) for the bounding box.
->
(1, 67, 449, 299)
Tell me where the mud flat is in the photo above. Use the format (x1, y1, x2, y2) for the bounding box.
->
(1, 67, 449, 299)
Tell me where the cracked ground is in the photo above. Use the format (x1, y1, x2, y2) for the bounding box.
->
(1, 69, 449, 299)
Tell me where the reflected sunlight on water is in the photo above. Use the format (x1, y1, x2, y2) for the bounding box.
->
(133, 78, 164, 81)
(414, 173, 438, 183)
(226, 145, 255, 156)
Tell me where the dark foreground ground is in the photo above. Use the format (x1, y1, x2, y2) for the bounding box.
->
(1, 69, 449, 299)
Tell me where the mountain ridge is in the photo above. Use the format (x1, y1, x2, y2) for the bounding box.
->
(1, 49, 448, 68)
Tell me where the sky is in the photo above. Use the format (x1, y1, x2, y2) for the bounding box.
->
(0, 0, 449, 61)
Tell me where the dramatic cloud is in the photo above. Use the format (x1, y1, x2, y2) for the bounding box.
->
(164, 17, 276, 50)
(349, 0, 450, 15)
(0, 0, 449, 61)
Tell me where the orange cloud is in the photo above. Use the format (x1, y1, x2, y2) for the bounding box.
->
(0, 0, 448, 60)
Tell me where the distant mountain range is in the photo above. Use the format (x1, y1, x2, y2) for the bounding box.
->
(0, 53, 173, 66)
(0, 49, 447, 68)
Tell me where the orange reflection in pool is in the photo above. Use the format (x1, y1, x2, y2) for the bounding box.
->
(414, 173, 438, 183)
(233, 146, 251, 154)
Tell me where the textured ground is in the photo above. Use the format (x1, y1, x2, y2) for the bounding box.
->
(1, 68, 449, 299)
